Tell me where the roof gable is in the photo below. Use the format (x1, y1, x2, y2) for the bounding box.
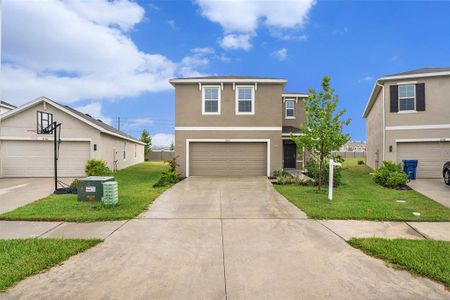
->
(1, 97, 144, 144)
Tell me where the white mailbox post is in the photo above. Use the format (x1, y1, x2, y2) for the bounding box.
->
(328, 159, 342, 201)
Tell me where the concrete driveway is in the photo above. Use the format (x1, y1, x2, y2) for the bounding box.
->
(0, 178, 57, 214)
(5, 177, 448, 299)
(408, 178, 450, 208)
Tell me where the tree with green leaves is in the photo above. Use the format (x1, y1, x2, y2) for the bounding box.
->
(169, 141, 174, 151)
(140, 129, 152, 161)
(292, 76, 351, 190)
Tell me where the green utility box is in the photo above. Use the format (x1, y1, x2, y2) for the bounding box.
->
(77, 176, 115, 202)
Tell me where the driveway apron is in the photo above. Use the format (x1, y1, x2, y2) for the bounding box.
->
(4, 177, 448, 299)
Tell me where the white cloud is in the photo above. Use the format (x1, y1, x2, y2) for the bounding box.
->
(220, 34, 252, 51)
(272, 48, 288, 61)
(178, 48, 215, 77)
(359, 76, 373, 82)
(152, 133, 174, 148)
(74, 102, 113, 125)
(1, 0, 209, 105)
(167, 20, 176, 29)
(195, 0, 316, 49)
(122, 117, 154, 130)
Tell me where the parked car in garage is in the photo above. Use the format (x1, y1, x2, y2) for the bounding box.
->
(443, 162, 450, 185)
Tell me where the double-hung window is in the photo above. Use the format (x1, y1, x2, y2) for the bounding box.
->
(202, 86, 220, 115)
(236, 86, 254, 115)
(37, 111, 53, 134)
(285, 100, 295, 118)
(398, 84, 415, 112)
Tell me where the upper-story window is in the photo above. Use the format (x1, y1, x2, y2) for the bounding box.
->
(37, 111, 53, 134)
(236, 86, 255, 115)
(202, 86, 221, 115)
(398, 84, 415, 111)
(285, 100, 295, 119)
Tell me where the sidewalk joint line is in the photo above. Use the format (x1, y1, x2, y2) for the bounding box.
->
(316, 220, 348, 242)
(105, 220, 130, 239)
(219, 190, 228, 300)
(38, 222, 64, 238)
(405, 222, 429, 240)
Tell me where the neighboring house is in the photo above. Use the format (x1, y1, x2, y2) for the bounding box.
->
(340, 141, 366, 152)
(363, 67, 450, 178)
(0, 97, 145, 177)
(0, 101, 16, 115)
(170, 76, 307, 177)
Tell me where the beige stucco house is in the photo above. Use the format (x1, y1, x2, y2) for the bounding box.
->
(0, 97, 145, 177)
(363, 67, 450, 178)
(170, 76, 307, 177)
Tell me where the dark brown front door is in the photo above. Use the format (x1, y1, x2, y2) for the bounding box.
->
(284, 143, 296, 168)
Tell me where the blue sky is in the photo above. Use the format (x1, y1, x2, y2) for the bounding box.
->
(3, 1, 450, 146)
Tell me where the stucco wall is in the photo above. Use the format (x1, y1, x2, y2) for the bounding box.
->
(175, 130, 283, 177)
(100, 133, 144, 171)
(175, 83, 283, 127)
(382, 76, 450, 163)
(365, 89, 384, 169)
(282, 98, 306, 128)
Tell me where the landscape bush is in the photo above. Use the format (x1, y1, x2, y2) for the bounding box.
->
(305, 159, 342, 187)
(272, 170, 313, 185)
(69, 179, 80, 192)
(153, 156, 181, 187)
(85, 160, 112, 176)
(373, 161, 408, 188)
(358, 160, 365, 165)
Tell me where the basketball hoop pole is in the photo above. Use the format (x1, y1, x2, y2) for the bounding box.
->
(43, 121, 62, 192)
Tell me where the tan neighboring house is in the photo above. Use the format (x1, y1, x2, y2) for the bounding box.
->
(170, 76, 307, 177)
(0, 101, 16, 115)
(363, 67, 450, 178)
(0, 97, 145, 177)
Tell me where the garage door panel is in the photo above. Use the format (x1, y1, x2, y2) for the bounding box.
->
(397, 142, 450, 179)
(190, 142, 267, 176)
(1, 140, 90, 177)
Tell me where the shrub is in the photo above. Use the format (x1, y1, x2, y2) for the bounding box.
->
(305, 159, 342, 187)
(358, 160, 365, 165)
(153, 170, 180, 187)
(373, 161, 408, 188)
(165, 156, 179, 172)
(69, 179, 80, 192)
(85, 160, 112, 176)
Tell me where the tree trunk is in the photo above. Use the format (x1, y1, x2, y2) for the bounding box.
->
(318, 154, 323, 190)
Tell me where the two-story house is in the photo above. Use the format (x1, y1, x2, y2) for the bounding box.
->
(170, 76, 307, 177)
(363, 67, 450, 178)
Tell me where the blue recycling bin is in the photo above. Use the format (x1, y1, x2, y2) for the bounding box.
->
(403, 160, 418, 180)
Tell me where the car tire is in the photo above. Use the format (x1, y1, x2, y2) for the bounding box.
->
(445, 169, 450, 186)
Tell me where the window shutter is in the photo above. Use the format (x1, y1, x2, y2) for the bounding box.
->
(416, 83, 425, 111)
(390, 85, 398, 113)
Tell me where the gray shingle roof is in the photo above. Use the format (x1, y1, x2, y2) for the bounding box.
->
(1, 100, 16, 108)
(62, 104, 141, 143)
(384, 67, 450, 77)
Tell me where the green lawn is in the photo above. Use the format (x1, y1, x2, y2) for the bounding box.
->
(0, 238, 101, 291)
(0, 162, 169, 222)
(275, 159, 450, 221)
(349, 238, 450, 287)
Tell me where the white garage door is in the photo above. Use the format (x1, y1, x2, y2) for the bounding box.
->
(189, 142, 267, 176)
(397, 141, 450, 178)
(1, 140, 90, 177)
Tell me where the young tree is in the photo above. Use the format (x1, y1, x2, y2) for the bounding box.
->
(292, 76, 351, 190)
(169, 141, 174, 151)
(140, 129, 152, 161)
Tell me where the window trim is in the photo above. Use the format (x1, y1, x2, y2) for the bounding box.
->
(235, 85, 255, 115)
(202, 85, 221, 115)
(398, 84, 416, 112)
(285, 99, 296, 119)
(36, 111, 53, 134)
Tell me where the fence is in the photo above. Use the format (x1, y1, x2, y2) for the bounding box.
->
(147, 150, 175, 162)
(333, 151, 366, 159)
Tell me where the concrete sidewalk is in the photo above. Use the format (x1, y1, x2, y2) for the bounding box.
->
(1, 219, 450, 241)
(0, 220, 126, 239)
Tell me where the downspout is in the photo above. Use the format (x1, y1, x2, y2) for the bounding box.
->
(376, 81, 385, 162)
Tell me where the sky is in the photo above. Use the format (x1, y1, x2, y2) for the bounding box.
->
(2, 0, 450, 147)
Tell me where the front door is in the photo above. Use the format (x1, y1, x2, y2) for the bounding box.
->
(284, 143, 296, 168)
